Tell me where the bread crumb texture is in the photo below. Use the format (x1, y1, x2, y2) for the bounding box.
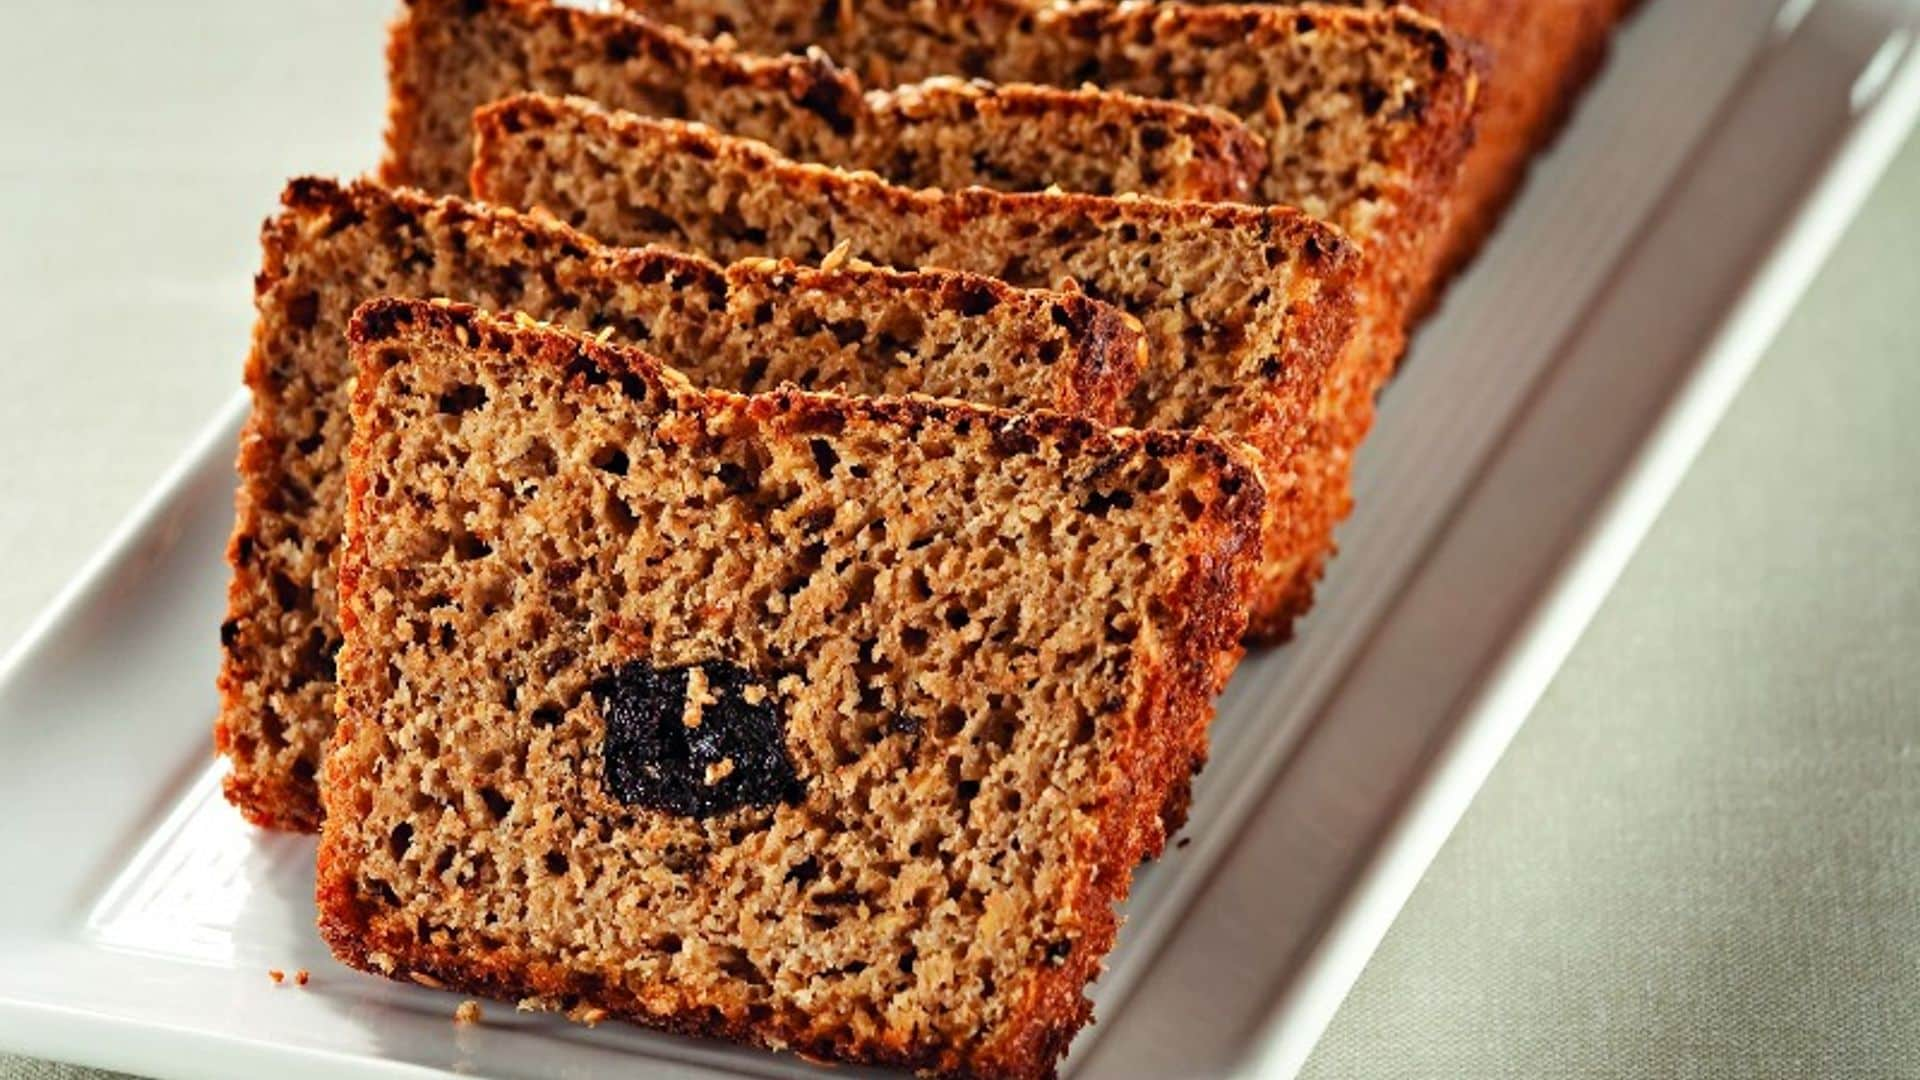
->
(470, 94, 1361, 642)
(383, 0, 1262, 200)
(317, 300, 1261, 1078)
(615, 0, 1478, 301)
(617, 0, 1627, 289)
(216, 176, 1141, 832)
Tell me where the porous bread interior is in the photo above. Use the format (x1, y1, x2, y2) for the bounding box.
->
(320, 301, 1261, 1076)
(619, 0, 1475, 305)
(218, 177, 1142, 832)
(586, 0, 1480, 637)
(471, 95, 1363, 639)
(383, 0, 1264, 200)
(624, 0, 1631, 315)
(868, 78, 1265, 204)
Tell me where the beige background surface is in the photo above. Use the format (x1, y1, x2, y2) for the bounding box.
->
(2, 2, 1916, 1077)
(1298, 122, 1920, 1079)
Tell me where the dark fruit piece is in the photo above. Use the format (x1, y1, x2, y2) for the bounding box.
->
(592, 660, 803, 818)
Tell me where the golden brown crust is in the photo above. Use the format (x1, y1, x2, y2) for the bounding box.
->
(383, 0, 1265, 200)
(319, 298, 1261, 1077)
(217, 175, 1147, 832)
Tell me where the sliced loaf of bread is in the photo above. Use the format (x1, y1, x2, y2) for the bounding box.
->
(386, 0, 1265, 200)
(620, 0, 1478, 314)
(626, 0, 1634, 308)
(318, 298, 1262, 1077)
(218, 176, 1144, 831)
(472, 94, 1361, 643)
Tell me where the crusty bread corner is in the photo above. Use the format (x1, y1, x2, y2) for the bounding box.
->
(1357, 0, 1630, 306)
(318, 298, 1262, 1076)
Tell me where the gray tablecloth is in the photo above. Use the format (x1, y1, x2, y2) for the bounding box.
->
(1301, 123, 1920, 1080)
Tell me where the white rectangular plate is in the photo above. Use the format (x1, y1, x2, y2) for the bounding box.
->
(3, 2, 1917, 1077)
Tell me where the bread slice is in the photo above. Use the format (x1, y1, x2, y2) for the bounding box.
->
(318, 298, 1262, 1077)
(621, 0, 1476, 309)
(472, 94, 1361, 642)
(626, 0, 1636, 308)
(217, 176, 1145, 832)
(1348, 0, 1632, 287)
(384, 0, 1266, 201)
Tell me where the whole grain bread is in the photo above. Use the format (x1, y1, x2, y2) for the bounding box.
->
(574, 3, 1476, 630)
(218, 176, 1145, 832)
(384, 0, 1266, 201)
(318, 298, 1263, 1077)
(625, 0, 1636, 309)
(621, 0, 1477, 311)
(472, 94, 1361, 643)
